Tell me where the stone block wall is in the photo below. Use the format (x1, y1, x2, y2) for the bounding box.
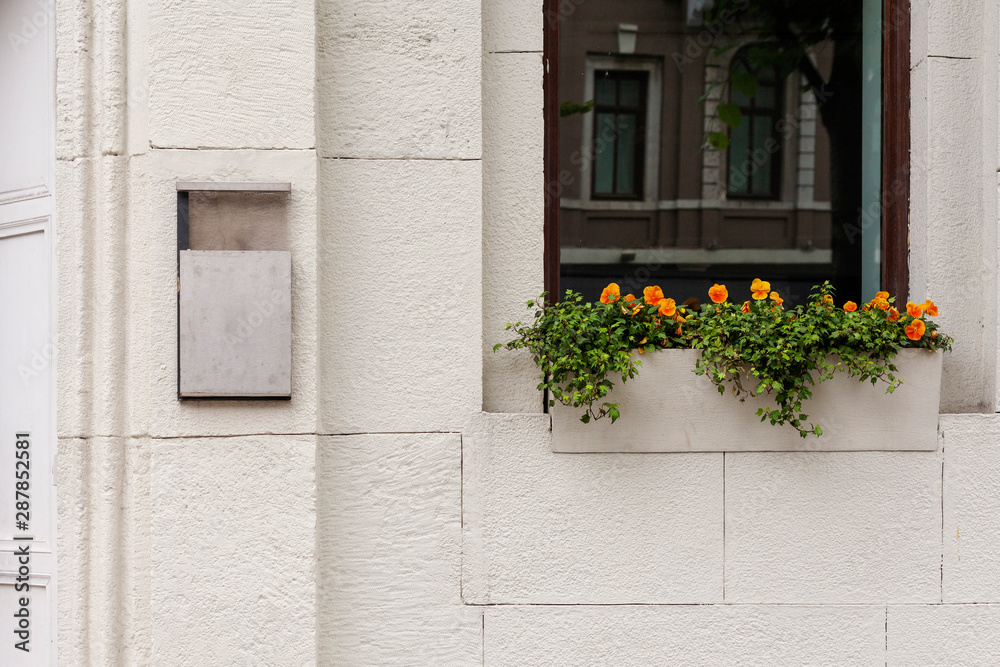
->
(53, 0, 1000, 664)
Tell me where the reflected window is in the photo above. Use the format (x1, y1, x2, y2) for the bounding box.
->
(553, 0, 899, 307)
(592, 70, 648, 199)
(727, 52, 783, 199)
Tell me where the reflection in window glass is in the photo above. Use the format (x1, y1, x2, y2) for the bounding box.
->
(591, 70, 647, 198)
(558, 0, 882, 306)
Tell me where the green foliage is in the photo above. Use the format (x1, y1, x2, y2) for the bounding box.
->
(494, 291, 686, 423)
(560, 100, 595, 117)
(706, 131, 731, 150)
(716, 102, 744, 129)
(729, 69, 760, 98)
(496, 283, 952, 436)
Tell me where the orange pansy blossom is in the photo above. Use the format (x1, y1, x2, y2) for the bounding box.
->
(887, 307, 900, 322)
(751, 278, 771, 300)
(921, 300, 939, 317)
(844, 301, 858, 312)
(708, 284, 728, 303)
(906, 301, 924, 318)
(869, 291, 890, 311)
(905, 318, 926, 341)
(741, 301, 751, 313)
(600, 282, 620, 304)
(620, 294, 640, 316)
(658, 298, 677, 317)
(770, 292, 783, 307)
(643, 285, 665, 305)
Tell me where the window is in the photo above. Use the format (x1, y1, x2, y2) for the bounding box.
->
(726, 52, 783, 199)
(592, 70, 648, 199)
(547, 0, 910, 306)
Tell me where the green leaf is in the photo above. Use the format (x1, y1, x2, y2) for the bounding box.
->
(560, 100, 595, 117)
(717, 102, 743, 129)
(707, 131, 730, 150)
(729, 70, 759, 98)
(607, 404, 621, 423)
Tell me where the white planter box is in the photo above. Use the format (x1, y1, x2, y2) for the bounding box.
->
(551, 348, 942, 452)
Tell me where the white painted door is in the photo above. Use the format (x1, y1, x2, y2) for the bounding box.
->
(0, 0, 58, 663)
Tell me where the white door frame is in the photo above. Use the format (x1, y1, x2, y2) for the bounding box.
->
(0, 0, 59, 661)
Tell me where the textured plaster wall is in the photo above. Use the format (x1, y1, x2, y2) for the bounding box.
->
(56, 0, 319, 664)
(316, 0, 484, 434)
(482, 46, 545, 414)
(52, 0, 1000, 665)
(316, 434, 481, 665)
(909, 0, 999, 412)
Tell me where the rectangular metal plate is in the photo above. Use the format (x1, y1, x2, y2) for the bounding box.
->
(179, 250, 292, 398)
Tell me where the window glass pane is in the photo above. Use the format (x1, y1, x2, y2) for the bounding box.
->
(595, 76, 617, 105)
(730, 86, 751, 108)
(593, 113, 616, 194)
(558, 1, 882, 305)
(861, 0, 882, 299)
(616, 114, 637, 194)
(751, 117, 773, 195)
(619, 79, 641, 108)
(728, 120, 751, 194)
(755, 85, 776, 110)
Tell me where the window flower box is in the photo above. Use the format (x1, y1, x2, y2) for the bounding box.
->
(550, 348, 942, 453)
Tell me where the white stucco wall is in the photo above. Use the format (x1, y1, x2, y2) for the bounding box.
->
(52, 0, 1000, 665)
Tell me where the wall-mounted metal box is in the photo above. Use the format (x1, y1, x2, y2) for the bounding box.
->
(177, 182, 292, 399)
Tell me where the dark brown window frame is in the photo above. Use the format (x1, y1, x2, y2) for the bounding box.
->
(590, 69, 649, 201)
(543, 0, 911, 302)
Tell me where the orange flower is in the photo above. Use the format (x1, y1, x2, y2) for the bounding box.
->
(600, 283, 620, 304)
(844, 301, 858, 312)
(872, 297, 889, 311)
(887, 307, 900, 322)
(621, 293, 639, 315)
(643, 285, 665, 305)
(741, 300, 751, 313)
(658, 298, 677, 317)
(906, 301, 924, 319)
(905, 318, 926, 341)
(709, 283, 728, 303)
(822, 294, 834, 306)
(876, 291, 890, 300)
(921, 300, 939, 317)
(751, 278, 771, 300)
(770, 292, 784, 307)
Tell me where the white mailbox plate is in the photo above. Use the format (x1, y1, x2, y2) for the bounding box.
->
(179, 250, 292, 398)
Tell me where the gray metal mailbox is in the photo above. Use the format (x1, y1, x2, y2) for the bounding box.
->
(176, 182, 292, 399)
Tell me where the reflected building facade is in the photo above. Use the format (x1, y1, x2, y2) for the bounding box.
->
(558, 0, 845, 305)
